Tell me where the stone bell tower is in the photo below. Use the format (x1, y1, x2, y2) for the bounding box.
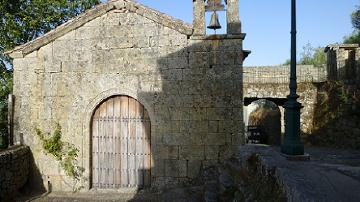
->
(190, 0, 249, 167)
(193, 0, 242, 36)
(226, 0, 242, 34)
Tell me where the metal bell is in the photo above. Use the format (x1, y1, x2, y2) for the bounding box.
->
(207, 11, 221, 30)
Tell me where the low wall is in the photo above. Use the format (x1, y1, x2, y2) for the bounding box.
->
(243, 65, 327, 83)
(0, 145, 30, 201)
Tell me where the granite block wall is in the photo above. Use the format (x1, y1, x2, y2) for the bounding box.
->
(11, 5, 245, 191)
(0, 146, 30, 201)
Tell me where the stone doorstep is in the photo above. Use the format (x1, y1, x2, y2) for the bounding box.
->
(89, 187, 140, 194)
(33, 190, 161, 202)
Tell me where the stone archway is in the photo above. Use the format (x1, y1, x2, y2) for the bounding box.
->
(91, 95, 151, 189)
(247, 99, 281, 145)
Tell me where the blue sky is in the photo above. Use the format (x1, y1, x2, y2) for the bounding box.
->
(119, 0, 358, 66)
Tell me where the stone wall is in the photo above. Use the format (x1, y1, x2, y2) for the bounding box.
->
(243, 65, 327, 84)
(0, 146, 30, 201)
(242, 65, 324, 135)
(11, 4, 244, 191)
(308, 82, 360, 149)
(325, 44, 360, 83)
(243, 82, 319, 135)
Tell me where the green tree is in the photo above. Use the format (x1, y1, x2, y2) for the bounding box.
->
(351, 5, 360, 30)
(282, 59, 291, 66)
(283, 43, 326, 67)
(1, 0, 100, 61)
(0, 0, 100, 138)
(299, 43, 326, 66)
(344, 5, 360, 44)
(344, 31, 360, 44)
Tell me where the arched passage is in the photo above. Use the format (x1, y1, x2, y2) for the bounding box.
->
(247, 99, 281, 145)
(91, 95, 151, 189)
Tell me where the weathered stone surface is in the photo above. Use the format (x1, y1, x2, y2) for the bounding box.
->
(29, 145, 360, 201)
(247, 99, 281, 145)
(238, 145, 360, 202)
(6, 0, 193, 58)
(0, 146, 30, 201)
(243, 65, 327, 84)
(227, 0, 242, 34)
(8, 0, 245, 191)
(243, 82, 319, 135)
(325, 44, 360, 83)
(193, 0, 206, 36)
(241, 46, 358, 147)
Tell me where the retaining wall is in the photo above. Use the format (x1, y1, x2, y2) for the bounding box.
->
(0, 145, 30, 201)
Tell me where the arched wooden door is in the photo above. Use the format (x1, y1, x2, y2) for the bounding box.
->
(91, 95, 151, 188)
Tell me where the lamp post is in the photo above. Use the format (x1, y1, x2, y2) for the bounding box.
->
(281, 0, 304, 156)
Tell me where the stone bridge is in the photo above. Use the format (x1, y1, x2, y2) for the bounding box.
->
(242, 65, 327, 135)
(242, 44, 360, 136)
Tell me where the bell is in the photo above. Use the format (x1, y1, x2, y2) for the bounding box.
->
(207, 11, 221, 30)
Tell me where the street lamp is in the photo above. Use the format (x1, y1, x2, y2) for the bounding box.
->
(281, 0, 305, 156)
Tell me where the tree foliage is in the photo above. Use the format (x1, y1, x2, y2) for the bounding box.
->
(344, 5, 360, 44)
(351, 6, 360, 30)
(0, 0, 100, 137)
(344, 30, 360, 45)
(283, 43, 326, 67)
(299, 43, 326, 67)
(0, 0, 100, 53)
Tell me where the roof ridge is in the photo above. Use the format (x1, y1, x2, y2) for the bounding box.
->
(6, 0, 193, 58)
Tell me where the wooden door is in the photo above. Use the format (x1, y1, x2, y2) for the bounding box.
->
(92, 96, 151, 188)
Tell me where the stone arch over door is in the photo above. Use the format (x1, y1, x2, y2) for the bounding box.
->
(91, 95, 151, 189)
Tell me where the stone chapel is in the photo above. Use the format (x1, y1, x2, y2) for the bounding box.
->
(7, 0, 247, 191)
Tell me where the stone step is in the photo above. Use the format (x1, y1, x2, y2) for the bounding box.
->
(30, 191, 161, 202)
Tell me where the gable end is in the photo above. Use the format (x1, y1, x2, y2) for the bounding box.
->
(6, 0, 193, 58)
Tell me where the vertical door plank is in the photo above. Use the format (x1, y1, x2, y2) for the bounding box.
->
(103, 100, 108, 188)
(92, 109, 100, 188)
(136, 102, 144, 187)
(144, 109, 151, 187)
(120, 96, 129, 187)
(104, 100, 110, 188)
(106, 98, 115, 188)
(99, 101, 107, 188)
(114, 97, 121, 187)
(97, 108, 102, 188)
(128, 98, 137, 187)
(144, 118, 151, 187)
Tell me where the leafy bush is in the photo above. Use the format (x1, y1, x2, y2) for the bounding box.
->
(36, 123, 83, 179)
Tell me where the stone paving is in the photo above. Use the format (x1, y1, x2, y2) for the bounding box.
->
(29, 189, 161, 202)
(238, 145, 360, 202)
(21, 145, 360, 202)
